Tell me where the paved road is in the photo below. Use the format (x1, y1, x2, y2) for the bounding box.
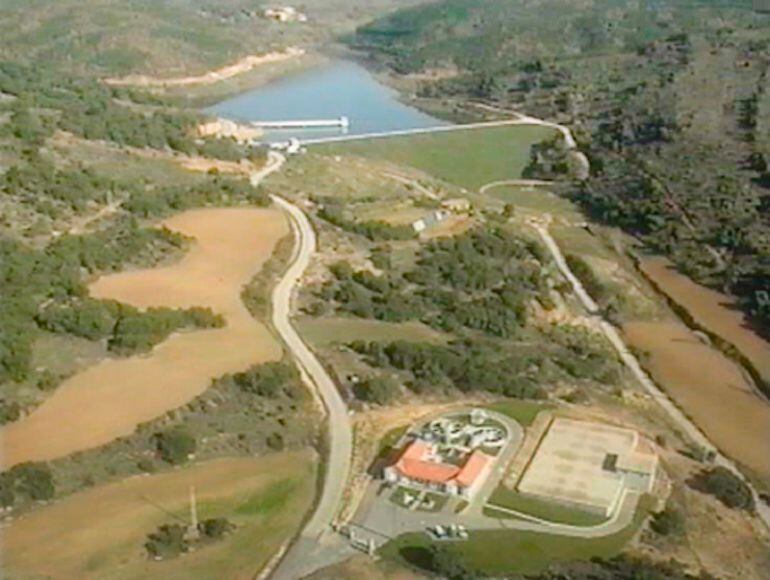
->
(258, 163, 353, 579)
(528, 215, 770, 530)
(300, 118, 559, 147)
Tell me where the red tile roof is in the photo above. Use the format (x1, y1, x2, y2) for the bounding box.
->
(455, 450, 491, 487)
(392, 440, 491, 488)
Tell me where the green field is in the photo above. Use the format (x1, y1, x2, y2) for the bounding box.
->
(380, 495, 654, 576)
(486, 485, 608, 526)
(297, 316, 449, 346)
(487, 183, 583, 219)
(485, 400, 551, 427)
(316, 124, 558, 191)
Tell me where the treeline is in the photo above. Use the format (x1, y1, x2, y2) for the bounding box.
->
(124, 175, 269, 218)
(321, 228, 550, 338)
(1, 152, 268, 221)
(317, 200, 415, 241)
(0, 220, 186, 384)
(212, 362, 305, 401)
(0, 61, 258, 160)
(2, 156, 113, 213)
(349, 325, 620, 401)
(37, 299, 223, 355)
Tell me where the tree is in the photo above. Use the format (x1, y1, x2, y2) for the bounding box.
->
(145, 524, 188, 559)
(353, 376, 398, 405)
(650, 506, 685, 536)
(688, 467, 755, 512)
(200, 517, 233, 539)
(428, 545, 478, 580)
(153, 428, 196, 464)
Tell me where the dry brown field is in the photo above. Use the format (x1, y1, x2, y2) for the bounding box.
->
(624, 320, 770, 485)
(638, 257, 770, 386)
(1, 208, 288, 467)
(2, 451, 316, 580)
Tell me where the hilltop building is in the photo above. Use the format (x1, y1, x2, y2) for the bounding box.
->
(412, 210, 448, 233)
(264, 6, 307, 22)
(384, 440, 492, 498)
(441, 198, 471, 213)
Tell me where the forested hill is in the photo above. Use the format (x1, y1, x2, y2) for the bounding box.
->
(0, 0, 421, 76)
(349, 0, 770, 336)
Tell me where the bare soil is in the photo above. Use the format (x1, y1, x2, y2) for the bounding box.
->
(624, 320, 770, 485)
(638, 257, 770, 386)
(1, 208, 288, 467)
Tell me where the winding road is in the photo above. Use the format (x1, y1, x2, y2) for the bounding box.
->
(249, 151, 354, 579)
(253, 112, 768, 578)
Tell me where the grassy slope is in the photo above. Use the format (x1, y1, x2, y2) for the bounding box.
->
(487, 485, 609, 526)
(315, 124, 557, 190)
(297, 316, 450, 346)
(4, 452, 317, 579)
(381, 496, 654, 575)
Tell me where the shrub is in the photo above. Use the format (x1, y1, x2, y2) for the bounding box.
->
(266, 432, 285, 451)
(650, 506, 684, 536)
(153, 428, 196, 464)
(353, 376, 398, 405)
(0, 462, 55, 507)
(688, 467, 755, 511)
(200, 517, 233, 539)
(224, 362, 303, 399)
(0, 399, 21, 425)
(428, 545, 477, 580)
(145, 524, 188, 559)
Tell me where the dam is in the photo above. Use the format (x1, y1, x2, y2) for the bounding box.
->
(250, 116, 349, 130)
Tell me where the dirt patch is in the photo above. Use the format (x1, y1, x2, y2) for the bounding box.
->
(1, 208, 288, 467)
(105, 48, 305, 87)
(2, 452, 316, 580)
(638, 256, 770, 387)
(624, 320, 770, 485)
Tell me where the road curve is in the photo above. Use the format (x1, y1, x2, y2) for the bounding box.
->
(264, 184, 353, 578)
(245, 151, 353, 578)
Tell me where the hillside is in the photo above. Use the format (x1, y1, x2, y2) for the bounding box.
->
(0, 0, 422, 76)
(349, 0, 770, 342)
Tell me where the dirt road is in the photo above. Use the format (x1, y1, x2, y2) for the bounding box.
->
(528, 215, 770, 530)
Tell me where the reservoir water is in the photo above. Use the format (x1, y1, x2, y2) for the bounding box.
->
(205, 59, 448, 142)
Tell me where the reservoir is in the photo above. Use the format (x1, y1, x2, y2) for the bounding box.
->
(205, 59, 448, 142)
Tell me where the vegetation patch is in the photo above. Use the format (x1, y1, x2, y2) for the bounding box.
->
(381, 495, 655, 575)
(4, 361, 315, 514)
(316, 124, 558, 191)
(487, 485, 608, 526)
(687, 467, 755, 512)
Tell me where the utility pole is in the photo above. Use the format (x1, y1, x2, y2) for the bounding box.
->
(186, 485, 200, 541)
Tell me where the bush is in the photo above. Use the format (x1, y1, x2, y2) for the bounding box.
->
(0, 462, 56, 507)
(650, 506, 684, 536)
(266, 432, 285, 451)
(428, 545, 477, 580)
(688, 467, 755, 512)
(0, 399, 21, 424)
(200, 517, 233, 539)
(145, 524, 188, 559)
(353, 376, 399, 405)
(153, 428, 196, 464)
(221, 362, 303, 400)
